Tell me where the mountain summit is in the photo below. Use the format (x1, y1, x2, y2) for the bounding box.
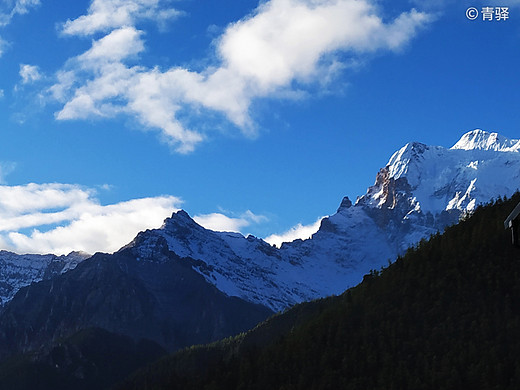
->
(451, 129, 520, 152)
(111, 129, 520, 311)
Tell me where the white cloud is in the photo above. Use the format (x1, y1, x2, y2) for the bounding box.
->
(78, 27, 145, 65)
(194, 210, 268, 233)
(50, 0, 432, 152)
(19, 64, 42, 84)
(61, 0, 181, 36)
(0, 183, 182, 255)
(11, 0, 40, 15)
(216, 1, 427, 91)
(264, 216, 325, 247)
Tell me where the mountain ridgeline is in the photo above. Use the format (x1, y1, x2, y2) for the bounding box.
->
(0, 129, 519, 389)
(0, 251, 89, 306)
(97, 129, 520, 312)
(2, 129, 520, 313)
(118, 193, 520, 390)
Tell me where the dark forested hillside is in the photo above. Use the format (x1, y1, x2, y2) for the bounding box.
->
(119, 194, 520, 390)
(0, 327, 166, 390)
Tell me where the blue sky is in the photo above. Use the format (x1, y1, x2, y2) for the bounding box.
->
(0, 0, 518, 254)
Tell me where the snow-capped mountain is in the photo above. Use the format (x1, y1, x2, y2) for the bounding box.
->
(2, 129, 518, 313)
(0, 245, 272, 358)
(0, 251, 89, 305)
(0, 129, 518, 364)
(125, 129, 520, 311)
(356, 129, 520, 251)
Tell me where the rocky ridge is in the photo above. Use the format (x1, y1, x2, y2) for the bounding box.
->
(127, 129, 520, 311)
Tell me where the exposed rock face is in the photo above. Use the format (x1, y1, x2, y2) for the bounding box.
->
(337, 196, 352, 212)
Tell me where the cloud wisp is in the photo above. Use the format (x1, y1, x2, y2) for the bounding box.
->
(0, 0, 40, 57)
(0, 0, 40, 26)
(0, 162, 16, 184)
(194, 210, 268, 233)
(19, 64, 42, 84)
(50, 0, 432, 153)
(264, 216, 325, 247)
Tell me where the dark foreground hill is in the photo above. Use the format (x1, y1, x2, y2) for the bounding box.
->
(0, 327, 166, 390)
(118, 194, 520, 390)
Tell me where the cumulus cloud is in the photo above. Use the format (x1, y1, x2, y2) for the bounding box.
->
(50, 0, 432, 153)
(0, 183, 182, 255)
(61, 0, 181, 36)
(264, 216, 325, 247)
(19, 64, 42, 84)
(194, 210, 268, 233)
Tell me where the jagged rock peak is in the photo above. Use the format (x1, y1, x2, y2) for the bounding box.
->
(62, 251, 91, 259)
(161, 209, 198, 229)
(451, 129, 520, 152)
(337, 196, 352, 213)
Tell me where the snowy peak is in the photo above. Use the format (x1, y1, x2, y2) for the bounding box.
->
(387, 142, 428, 182)
(161, 209, 199, 231)
(356, 129, 520, 215)
(451, 129, 520, 152)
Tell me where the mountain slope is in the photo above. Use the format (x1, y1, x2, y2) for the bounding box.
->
(117, 193, 520, 390)
(0, 236, 272, 361)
